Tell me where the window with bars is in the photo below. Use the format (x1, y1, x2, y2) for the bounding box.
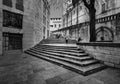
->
(3, 10, 23, 29)
(16, 0, 24, 11)
(3, 0, 12, 7)
(3, 33, 23, 51)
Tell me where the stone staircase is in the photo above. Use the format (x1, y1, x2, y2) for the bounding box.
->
(25, 45, 107, 76)
(40, 38, 76, 44)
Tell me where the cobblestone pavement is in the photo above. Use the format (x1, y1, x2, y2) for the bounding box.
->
(0, 53, 120, 84)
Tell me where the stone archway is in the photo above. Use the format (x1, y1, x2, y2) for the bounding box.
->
(96, 26, 114, 42)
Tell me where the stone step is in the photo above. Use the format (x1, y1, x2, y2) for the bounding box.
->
(40, 39, 76, 44)
(32, 47, 84, 54)
(30, 49, 92, 61)
(33, 47, 84, 53)
(27, 49, 99, 66)
(30, 48, 88, 57)
(25, 50, 106, 76)
(33, 47, 78, 51)
(35, 45, 77, 49)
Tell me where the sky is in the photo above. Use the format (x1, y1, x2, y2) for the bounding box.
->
(48, 0, 72, 18)
(49, 0, 64, 18)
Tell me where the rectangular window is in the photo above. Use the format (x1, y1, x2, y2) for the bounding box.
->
(74, 10, 75, 14)
(50, 25, 53, 27)
(43, 15, 46, 25)
(43, 27, 46, 39)
(47, 21, 49, 29)
(59, 24, 61, 27)
(43, 3, 46, 15)
(3, 33, 23, 51)
(79, 6, 82, 11)
(102, 3, 106, 13)
(3, 0, 12, 7)
(54, 24, 56, 28)
(116, 14, 120, 35)
(43, 27, 46, 34)
(47, 30, 49, 37)
(38, 0, 41, 8)
(3, 10, 23, 29)
(47, 10, 50, 19)
(16, 0, 24, 11)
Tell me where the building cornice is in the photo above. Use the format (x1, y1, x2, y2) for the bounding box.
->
(54, 12, 120, 32)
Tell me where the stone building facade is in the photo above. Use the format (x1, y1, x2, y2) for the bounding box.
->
(55, 0, 120, 42)
(54, 0, 120, 68)
(0, 0, 50, 55)
(50, 18, 62, 35)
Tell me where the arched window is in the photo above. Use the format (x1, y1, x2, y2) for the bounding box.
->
(96, 27, 114, 42)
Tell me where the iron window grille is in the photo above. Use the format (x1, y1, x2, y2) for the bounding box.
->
(3, 10, 23, 29)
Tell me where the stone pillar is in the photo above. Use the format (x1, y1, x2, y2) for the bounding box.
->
(76, 3, 79, 40)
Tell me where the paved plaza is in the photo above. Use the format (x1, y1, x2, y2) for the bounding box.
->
(0, 52, 120, 84)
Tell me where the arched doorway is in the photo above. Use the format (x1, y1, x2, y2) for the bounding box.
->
(96, 26, 114, 42)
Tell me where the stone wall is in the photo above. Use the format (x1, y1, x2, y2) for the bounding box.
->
(23, 0, 37, 51)
(61, 0, 120, 42)
(0, 0, 49, 54)
(77, 42, 120, 68)
(0, 0, 2, 55)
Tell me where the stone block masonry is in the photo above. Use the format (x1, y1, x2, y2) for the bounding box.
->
(0, 0, 50, 55)
(77, 42, 120, 68)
